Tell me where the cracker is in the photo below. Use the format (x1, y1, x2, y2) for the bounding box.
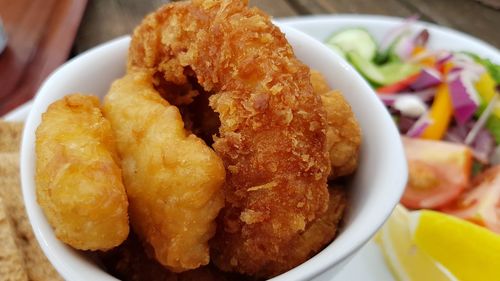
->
(0, 153, 62, 281)
(0, 121, 23, 152)
(0, 196, 28, 281)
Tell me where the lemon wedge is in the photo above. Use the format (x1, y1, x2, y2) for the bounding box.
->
(410, 210, 500, 281)
(376, 205, 453, 281)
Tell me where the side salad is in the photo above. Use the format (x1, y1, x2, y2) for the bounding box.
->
(324, 17, 500, 234)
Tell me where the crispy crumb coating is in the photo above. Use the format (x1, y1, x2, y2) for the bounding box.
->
(100, 184, 343, 280)
(35, 94, 129, 251)
(311, 70, 362, 179)
(128, 0, 331, 276)
(257, 186, 347, 277)
(103, 71, 225, 272)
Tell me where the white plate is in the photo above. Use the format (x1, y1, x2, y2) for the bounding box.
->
(4, 15, 500, 281)
(278, 15, 500, 281)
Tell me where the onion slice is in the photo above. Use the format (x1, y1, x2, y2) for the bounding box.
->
(449, 71, 480, 125)
(393, 34, 416, 61)
(471, 129, 495, 164)
(380, 15, 419, 52)
(437, 52, 453, 65)
(406, 113, 432, 137)
(410, 68, 442, 90)
(465, 93, 499, 145)
(413, 29, 429, 46)
(397, 88, 436, 102)
(451, 53, 486, 76)
(394, 95, 428, 118)
(379, 95, 397, 106)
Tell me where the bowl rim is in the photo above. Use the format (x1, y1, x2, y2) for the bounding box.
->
(269, 24, 407, 281)
(21, 25, 407, 281)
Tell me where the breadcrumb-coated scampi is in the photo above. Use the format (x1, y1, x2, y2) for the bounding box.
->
(103, 71, 225, 272)
(311, 70, 361, 179)
(35, 94, 129, 251)
(255, 187, 347, 277)
(128, 0, 331, 276)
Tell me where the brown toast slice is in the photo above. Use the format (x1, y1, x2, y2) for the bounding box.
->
(0, 152, 62, 281)
(0, 196, 28, 281)
(0, 121, 23, 153)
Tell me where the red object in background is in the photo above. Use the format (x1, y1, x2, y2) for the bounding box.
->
(400, 137, 473, 209)
(376, 73, 420, 94)
(0, 0, 87, 116)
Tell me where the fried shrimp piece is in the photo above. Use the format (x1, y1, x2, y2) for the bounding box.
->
(311, 70, 362, 179)
(35, 94, 129, 251)
(128, 0, 331, 276)
(102, 71, 225, 272)
(99, 233, 242, 281)
(259, 187, 347, 277)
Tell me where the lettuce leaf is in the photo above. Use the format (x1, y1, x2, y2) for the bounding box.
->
(486, 115, 500, 144)
(464, 52, 500, 83)
(480, 59, 500, 84)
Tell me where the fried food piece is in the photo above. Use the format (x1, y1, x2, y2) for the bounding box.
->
(310, 70, 332, 96)
(258, 187, 347, 277)
(128, 0, 331, 276)
(35, 94, 129, 251)
(311, 70, 361, 179)
(99, 233, 243, 281)
(102, 71, 225, 272)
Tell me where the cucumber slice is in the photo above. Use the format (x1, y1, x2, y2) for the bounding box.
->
(347, 52, 386, 85)
(379, 62, 420, 84)
(347, 52, 421, 86)
(326, 28, 377, 61)
(325, 44, 346, 59)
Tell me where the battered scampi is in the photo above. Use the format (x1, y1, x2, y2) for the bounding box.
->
(128, 0, 333, 276)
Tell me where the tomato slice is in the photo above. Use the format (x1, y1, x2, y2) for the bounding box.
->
(441, 165, 500, 234)
(402, 160, 465, 209)
(400, 137, 472, 209)
(377, 73, 421, 94)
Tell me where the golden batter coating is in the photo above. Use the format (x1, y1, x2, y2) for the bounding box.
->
(128, 0, 331, 276)
(103, 71, 225, 272)
(35, 94, 129, 251)
(311, 70, 361, 179)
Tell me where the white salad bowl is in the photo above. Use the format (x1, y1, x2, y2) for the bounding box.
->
(20, 25, 407, 281)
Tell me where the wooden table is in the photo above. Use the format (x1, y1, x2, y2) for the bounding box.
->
(1, 0, 499, 115)
(73, 0, 500, 54)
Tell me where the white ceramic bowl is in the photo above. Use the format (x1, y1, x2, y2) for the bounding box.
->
(21, 25, 407, 281)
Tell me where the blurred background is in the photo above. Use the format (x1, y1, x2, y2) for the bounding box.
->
(0, 0, 499, 115)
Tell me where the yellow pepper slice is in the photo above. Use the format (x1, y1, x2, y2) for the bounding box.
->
(475, 72, 500, 118)
(476, 72, 496, 101)
(421, 83, 453, 140)
(412, 46, 435, 67)
(412, 46, 426, 56)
